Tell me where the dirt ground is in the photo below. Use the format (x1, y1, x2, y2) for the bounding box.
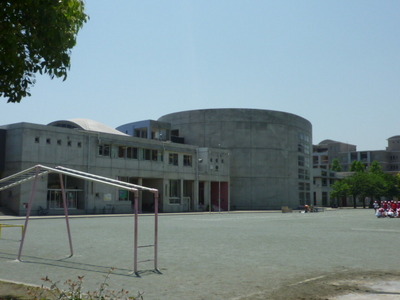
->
(0, 280, 32, 299)
(2, 210, 400, 300)
(2, 271, 400, 299)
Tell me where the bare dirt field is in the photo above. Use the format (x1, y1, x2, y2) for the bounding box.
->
(1, 209, 400, 299)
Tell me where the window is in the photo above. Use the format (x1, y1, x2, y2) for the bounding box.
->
(77, 142, 82, 148)
(143, 149, 151, 160)
(46, 138, 51, 144)
(183, 155, 192, 166)
(34, 137, 40, 143)
(304, 169, 310, 180)
(169, 153, 178, 166)
(57, 139, 62, 145)
(98, 144, 111, 156)
(322, 192, 328, 206)
(298, 156, 305, 167)
(134, 128, 147, 138)
(127, 147, 138, 159)
(298, 169, 304, 179)
(117, 176, 129, 201)
(152, 150, 158, 161)
(118, 146, 126, 158)
(169, 180, 181, 204)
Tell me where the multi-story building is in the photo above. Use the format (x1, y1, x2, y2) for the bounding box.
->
(312, 137, 400, 207)
(0, 108, 313, 215)
(0, 119, 230, 215)
(158, 109, 313, 210)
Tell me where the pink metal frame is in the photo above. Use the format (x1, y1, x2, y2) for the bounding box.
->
(133, 190, 160, 276)
(0, 165, 160, 275)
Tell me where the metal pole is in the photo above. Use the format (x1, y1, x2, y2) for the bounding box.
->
(133, 190, 139, 275)
(154, 191, 160, 273)
(17, 166, 39, 261)
(218, 145, 221, 213)
(59, 173, 74, 257)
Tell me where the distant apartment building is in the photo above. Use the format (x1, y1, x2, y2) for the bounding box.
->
(312, 137, 400, 206)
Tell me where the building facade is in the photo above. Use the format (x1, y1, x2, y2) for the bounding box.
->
(0, 120, 229, 215)
(158, 109, 313, 210)
(0, 108, 314, 215)
(312, 137, 400, 207)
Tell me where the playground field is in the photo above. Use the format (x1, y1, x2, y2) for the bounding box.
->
(1, 209, 400, 299)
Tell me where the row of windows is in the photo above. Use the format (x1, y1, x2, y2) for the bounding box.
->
(117, 178, 191, 205)
(298, 168, 310, 180)
(299, 192, 311, 205)
(34, 137, 82, 147)
(298, 155, 310, 168)
(299, 182, 310, 191)
(99, 144, 193, 167)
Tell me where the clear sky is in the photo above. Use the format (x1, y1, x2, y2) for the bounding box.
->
(1, 0, 399, 151)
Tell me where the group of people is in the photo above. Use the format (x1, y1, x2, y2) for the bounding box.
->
(374, 200, 400, 218)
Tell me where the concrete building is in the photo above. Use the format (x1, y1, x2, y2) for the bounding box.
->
(0, 108, 313, 215)
(312, 137, 400, 207)
(0, 119, 229, 215)
(158, 109, 313, 210)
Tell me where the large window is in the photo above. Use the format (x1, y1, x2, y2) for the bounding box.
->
(169, 179, 181, 204)
(169, 153, 179, 166)
(134, 128, 147, 138)
(47, 190, 78, 209)
(118, 176, 129, 201)
(183, 155, 192, 166)
(127, 147, 138, 159)
(98, 144, 111, 157)
(152, 149, 158, 161)
(118, 146, 126, 158)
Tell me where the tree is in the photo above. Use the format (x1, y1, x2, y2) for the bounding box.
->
(330, 180, 350, 207)
(0, 0, 88, 103)
(350, 160, 366, 173)
(330, 158, 342, 172)
(369, 160, 383, 174)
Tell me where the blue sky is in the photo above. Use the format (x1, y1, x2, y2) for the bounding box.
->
(1, 0, 399, 151)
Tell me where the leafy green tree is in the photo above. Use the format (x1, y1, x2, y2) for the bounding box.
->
(330, 158, 342, 172)
(346, 173, 368, 208)
(330, 179, 350, 207)
(0, 0, 88, 103)
(369, 160, 383, 174)
(350, 160, 366, 172)
(331, 160, 400, 208)
(382, 172, 400, 199)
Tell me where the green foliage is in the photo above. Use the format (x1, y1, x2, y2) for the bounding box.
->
(369, 160, 383, 174)
(27, 269, 142, 300)
(330, 180, 350, 205)
(0, 0, 88, 103)
(331, 161, 400, 208)
(350, 160, 366, 172)
(330, 159, 342, 172)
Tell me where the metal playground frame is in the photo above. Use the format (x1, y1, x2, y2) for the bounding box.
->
(0, 164, 160, 276)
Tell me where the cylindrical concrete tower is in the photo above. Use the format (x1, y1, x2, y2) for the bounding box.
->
(158, 109, 312, 210)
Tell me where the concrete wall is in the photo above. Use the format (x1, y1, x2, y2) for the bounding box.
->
(159, 109, 312, 210)
(0, 122, 228, 215)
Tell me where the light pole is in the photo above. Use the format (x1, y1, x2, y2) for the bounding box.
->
(218, 144, 221, 213)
